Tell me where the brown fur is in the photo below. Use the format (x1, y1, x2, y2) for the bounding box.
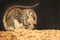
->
(3, 3, 39, 30)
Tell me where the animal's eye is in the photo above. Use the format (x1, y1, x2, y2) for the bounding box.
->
(33, 17, 35, 20)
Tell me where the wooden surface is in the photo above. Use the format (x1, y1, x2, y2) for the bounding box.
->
(0, 29, 60, 40)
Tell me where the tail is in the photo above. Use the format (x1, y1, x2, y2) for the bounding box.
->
(7, 3, 39, 10)
(11, 3, 39, 8)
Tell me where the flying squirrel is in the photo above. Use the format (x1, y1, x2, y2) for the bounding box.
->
(3, 3, 39, 30)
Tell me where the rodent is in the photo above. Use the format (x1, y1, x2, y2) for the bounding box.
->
(3, 3, 39, 30)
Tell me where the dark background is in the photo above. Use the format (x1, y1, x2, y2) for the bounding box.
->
(0, 0, 60, 31)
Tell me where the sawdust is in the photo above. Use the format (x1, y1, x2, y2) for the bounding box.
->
(0, 29, 60, 40)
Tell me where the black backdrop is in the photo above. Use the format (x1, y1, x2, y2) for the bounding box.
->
(0, 0, 60, 31)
